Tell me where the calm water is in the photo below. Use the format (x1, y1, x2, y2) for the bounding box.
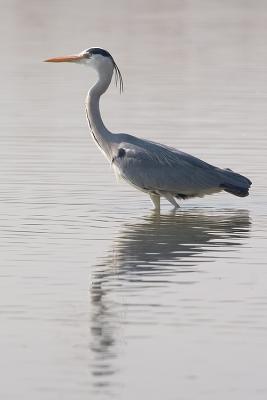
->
(1, 0, 267, 399)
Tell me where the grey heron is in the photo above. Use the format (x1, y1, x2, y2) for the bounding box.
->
(45, 47, 252, 210)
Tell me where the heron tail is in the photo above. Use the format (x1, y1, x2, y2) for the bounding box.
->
(220, 183, 250, 197)
(218, 168, 252, 197)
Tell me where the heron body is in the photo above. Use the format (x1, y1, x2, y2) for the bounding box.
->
(45, 47, 252, 210)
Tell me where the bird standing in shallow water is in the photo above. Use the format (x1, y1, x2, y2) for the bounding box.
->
(45, 47, 251, 210)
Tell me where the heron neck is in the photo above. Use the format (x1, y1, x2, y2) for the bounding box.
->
(85, 69, 114, 160)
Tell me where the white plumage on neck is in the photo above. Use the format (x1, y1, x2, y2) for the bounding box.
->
(85, 57, 114, 161)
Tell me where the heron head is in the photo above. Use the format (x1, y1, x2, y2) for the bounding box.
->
(44, 47, 123, 92)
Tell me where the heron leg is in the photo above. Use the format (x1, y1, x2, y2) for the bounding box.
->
(162, 193, 180, 208)
(149, 193, 160, 210)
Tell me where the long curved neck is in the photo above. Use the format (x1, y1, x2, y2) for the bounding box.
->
(85, 66, 114, 160)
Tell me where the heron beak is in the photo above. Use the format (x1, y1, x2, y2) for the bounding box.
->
(44, 54, 85, 63)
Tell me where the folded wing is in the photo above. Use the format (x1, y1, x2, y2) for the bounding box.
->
(112, 141, 225, 196)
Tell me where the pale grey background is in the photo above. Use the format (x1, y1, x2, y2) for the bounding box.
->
(0, 0, 267, 399)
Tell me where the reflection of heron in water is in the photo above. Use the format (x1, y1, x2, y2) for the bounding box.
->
(90, 210, 251, 393)
(96, 209, 251, 274)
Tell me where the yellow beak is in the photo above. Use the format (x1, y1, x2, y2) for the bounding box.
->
(44, 54, 85, 63)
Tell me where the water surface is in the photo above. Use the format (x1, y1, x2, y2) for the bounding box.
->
(1, 0, 267, 399)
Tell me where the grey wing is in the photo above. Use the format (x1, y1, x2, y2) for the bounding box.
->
(112, 141, 222, 196)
